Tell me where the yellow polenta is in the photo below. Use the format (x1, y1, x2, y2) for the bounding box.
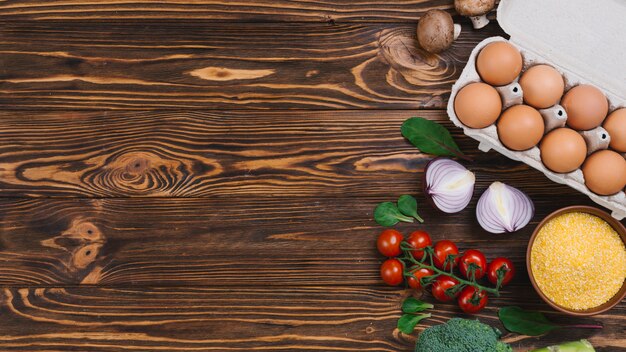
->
(531, 212, 626, 310)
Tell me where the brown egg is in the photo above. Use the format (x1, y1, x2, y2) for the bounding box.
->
(582, 150, 626, 195)
(519, 65, 565, 109)
(603, 108, 626, 152)
(497, 105, 545, 151)
(562, 84, 608, 131)
(540, 128, 587, 173)
(454, 82, 502, 129)
(476, 41, 523, 86)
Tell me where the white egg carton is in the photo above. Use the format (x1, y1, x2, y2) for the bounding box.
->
(447, 0, 626, 220)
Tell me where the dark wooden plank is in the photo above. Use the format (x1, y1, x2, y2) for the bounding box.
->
(0, 194, 611, 287)
(0, 22, 505, 110)
(0, 286, 622, 351)
(0, 109, 581, 198)
(0, 1, 486, 22)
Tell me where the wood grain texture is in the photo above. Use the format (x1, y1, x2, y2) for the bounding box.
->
(0, 1, 475, 22)
(0, 286, 623, 352)
(0, 22, 505, 110)
(0, 195, 609, 287)
(0, 109, 580, 198)
(1, 2, 624, 350)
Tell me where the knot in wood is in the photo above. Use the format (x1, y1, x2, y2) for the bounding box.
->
(72, 242, 103, 269)
(126, 158, 149, 174)
(378, 27, 455, 87)
(42, 218, 107, 276)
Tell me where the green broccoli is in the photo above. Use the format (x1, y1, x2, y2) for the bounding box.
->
(414, 318, 513, 352)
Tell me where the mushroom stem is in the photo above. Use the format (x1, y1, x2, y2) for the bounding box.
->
(495, 82, 523, 109)
(470, 15, 490, 29)
(540, 105, 567, 133)
(580, 126, 611, 155)
(453, 24, 462, 40)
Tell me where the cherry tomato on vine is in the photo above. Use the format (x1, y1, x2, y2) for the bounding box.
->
(433, 240, 460, 271)
(380, 258, 404, 286)
(457, 286, 488, 314)
(407, 267, 435, 290)
(487, 257, 515, 287)
(377, 229, 403, 257)
(430, 275, 460, 302)
(406, 230, 432, 260)
(459, 249, 487, 280)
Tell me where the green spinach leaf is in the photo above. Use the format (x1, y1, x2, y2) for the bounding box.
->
(397, 313, 431, 334)
(397, 195, 424, 223)
(402, 297, 433, 313)
(401, 117, 469, 161)
(498, 306, 559, 336)
(499, 307, 603, 337)
(374, 202, 414, 227)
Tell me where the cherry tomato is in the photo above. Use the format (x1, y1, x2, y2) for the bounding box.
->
(487, 257, 515, 287)
(457, 286, 488, 314)
(380, 258, 404, 286)
(433, 240, 460, 271)
(430, 275, 460, 302)
(459, 249, 487, 280)
(407, 267, 435, 290)
(406, 230, 432, 260)
(377, 229, 403, 257)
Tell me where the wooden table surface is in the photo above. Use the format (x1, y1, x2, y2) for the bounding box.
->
(0, 1, 624, 351)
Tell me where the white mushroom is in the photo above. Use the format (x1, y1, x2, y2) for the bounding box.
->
(417, 10, 462, 54)
(455, 0, 496, 29)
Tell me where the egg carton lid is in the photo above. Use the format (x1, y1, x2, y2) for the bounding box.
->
(497, 0, 626, 104)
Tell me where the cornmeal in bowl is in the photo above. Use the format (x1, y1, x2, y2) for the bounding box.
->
(530, 212, 626, 310)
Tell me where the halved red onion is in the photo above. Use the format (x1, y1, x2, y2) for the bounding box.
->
(476, 182, 534, 234)
(424, 158, 475, 213)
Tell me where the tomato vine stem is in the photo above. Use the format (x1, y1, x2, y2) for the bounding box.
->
(400, 243, 500, 296)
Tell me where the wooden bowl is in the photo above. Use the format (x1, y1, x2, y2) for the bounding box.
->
(526, 205, 626, 316)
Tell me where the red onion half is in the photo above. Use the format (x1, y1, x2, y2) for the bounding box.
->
(424, 158, 475, 213)
(476, 182, 534, 234)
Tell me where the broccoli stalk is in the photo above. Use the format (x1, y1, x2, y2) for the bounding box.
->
(530, 339, 595, 352)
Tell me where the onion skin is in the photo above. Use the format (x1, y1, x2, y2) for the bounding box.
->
(476, 182, 534, 234)
(424, 158, 475, 214)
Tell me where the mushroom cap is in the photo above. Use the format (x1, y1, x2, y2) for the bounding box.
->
(455, 0, 496, 16)
(417, 9, 455, 53)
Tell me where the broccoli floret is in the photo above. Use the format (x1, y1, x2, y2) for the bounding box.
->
(415, 318, 513, 352)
